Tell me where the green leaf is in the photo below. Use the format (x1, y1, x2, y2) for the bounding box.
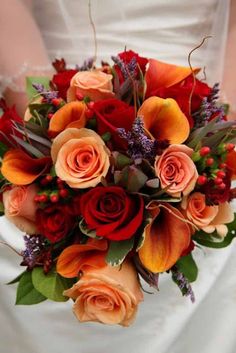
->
(50, 165, 57, 177)
(193, 214, 236, 248)
(0, 201, 4, 216)
(176, 253, 198, 283)
(32, 266, 74, 302)
(101, 132, 111, 142)
(7, 271, 25, 285)
(0, 141, 8, 158)
(26, 76, 50, 100)
(114, 165, 148, 192)
(16, 271, 47, 305)
(112, 152, 132, 169)
(106, 237, 134, 266)
(79, 218, 98, 239)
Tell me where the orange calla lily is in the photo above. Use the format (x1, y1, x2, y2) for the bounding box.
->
(138, 96, 190, 143)
(138, 202, 191, 273)
(145, 58, 200, 97)
(226, 150, 236, 180)
(1, 149, 51, 185)
(48, 101, 87, 137)
(57, 238, 108, 278)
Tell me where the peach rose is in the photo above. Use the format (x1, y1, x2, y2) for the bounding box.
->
(3, 184, 38, 234)
(181, 192, 218, 229)
(155, 144, 198, 197)
(64, 259, 143, 326)
(51, 128, 110, 188)
(202, 202, 234, 237)
(67, 70, 115, 102)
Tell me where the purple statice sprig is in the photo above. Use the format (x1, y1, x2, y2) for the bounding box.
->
(111, 55, 137, 80)
(32, 83, 58, 103)
(117, 117, 169, 163)
(21, 234, 48, 269)
(171, 266, 195, 303)
(193, 83, 225, 128)
(76, 57, 94, 71)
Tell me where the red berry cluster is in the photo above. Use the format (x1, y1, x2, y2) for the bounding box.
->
(195, 144, 232, 191)
(34, 175, 70, 204)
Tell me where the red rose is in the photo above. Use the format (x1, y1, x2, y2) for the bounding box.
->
(52, 69, 78, 100)
(0, 99, 22, 146)
(114, 50, 148, 83)
(146, 76, 212, 128)
(93, 98, 135, 149)
(80, 186, 144, 241)
(37, 204, 75, 243)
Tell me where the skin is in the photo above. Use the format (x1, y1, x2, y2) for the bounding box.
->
(0, 0, 235, 117)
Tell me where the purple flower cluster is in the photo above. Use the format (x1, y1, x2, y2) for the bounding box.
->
(193, 83, 225, 128)
(111, 55, 137, 80)
(32, 83, 58, 103)
(118, 117, 168, 163)
(21, 235, 47, 269)
(76, 57, 94, 71)
(172, 267, 195, 303)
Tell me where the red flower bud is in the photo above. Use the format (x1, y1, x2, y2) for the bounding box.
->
(51, 98, 61, 106)
(197, 175, 207, 185)
(216, 170, 226, 179)
(85, 108, 94, 119)
(217, 182, 226, 190)
(200, 146, 211, 156)
(47, 113, 54, 120)
(45, 175, 53, 182)
(50, 194, 59, 203)
(75, 92, 84, 101)
(205, 158, 214, 166)
(39, 194, 48, 203)
(214, 177, 223, 185)
(225, 143, 235, 152)
(219, 163, 226, 169)
(59, 189, 69, 198)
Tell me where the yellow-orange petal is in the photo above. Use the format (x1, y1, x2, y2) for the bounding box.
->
(1, 149, 51, 185)
(138, 97, 190, 144)
(57, 239, 108, 278)
(145, 58, 200, 96)
(138, 203, 191, 273)
(48, 101, 87, 137)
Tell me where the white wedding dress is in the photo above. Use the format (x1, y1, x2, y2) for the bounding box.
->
(1, 1, 235, 353)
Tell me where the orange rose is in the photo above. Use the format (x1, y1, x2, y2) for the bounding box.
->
(67, 70, 115, 102)
(64, 259, 143, 326)
(155, 144, 198, 197)
(51, 128, 110, 188)
(3, 184, 38, 234)
(201, 202, 234, 237)
(181, 192, 218, 228)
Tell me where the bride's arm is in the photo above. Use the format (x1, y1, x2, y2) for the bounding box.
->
(222, 0, 236, 119)
(0, 0, 53, 115)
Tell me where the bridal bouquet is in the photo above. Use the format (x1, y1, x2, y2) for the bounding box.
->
(1, 50, 236, 327)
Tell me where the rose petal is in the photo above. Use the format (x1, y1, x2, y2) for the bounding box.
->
(138, 202, 191, 273)
(1, 150, 51, 185)
(138, 97, 190, 144)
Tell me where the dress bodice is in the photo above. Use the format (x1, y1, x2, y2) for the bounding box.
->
(32, 0, 230, 83)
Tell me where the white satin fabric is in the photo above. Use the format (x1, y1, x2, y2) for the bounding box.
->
(1, 1, 235, 352)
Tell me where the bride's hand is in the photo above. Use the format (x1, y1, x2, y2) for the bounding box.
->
(0, 0, 54, 116)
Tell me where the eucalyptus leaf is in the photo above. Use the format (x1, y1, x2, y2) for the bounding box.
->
(176, 253, 198, 283)
(32, 267, 75, 302)
(26, 76, 50, 100)
(193, 214, 236, 248)
(114, 165, 148, 192)
(79, 218, 98, 239)
(16, 271, 47, 305)
(106, 237, 134, 266)
(11, 135, 45, 158)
